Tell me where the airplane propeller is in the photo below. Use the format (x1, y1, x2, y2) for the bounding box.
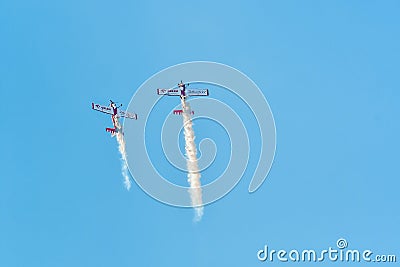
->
(110, 100, 122, 107)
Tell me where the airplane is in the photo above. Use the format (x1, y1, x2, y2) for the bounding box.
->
(157, 81, 208, 115)
(157, 80, 209, 99)
(91, 100, 137, 135)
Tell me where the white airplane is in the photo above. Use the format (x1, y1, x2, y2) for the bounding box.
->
(157, 81, 208, 115)
(91, 100, 137, 135)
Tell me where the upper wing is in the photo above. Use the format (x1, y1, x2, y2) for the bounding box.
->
(157, 88, 181, 96)
(157, 88, 209, 96)
(187, 89, 209, 96)
(118, 110, 138, 120)
(92, 103, 114, 115)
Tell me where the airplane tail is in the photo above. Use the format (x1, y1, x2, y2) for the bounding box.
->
(173, 110, 194, 115)
(106, 127, 116, 136)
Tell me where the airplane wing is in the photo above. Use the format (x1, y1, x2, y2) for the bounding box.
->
(187, 89, 209, 96)
(92, 103, 114, 115)
(157, 88, 181, 96)
(157, 88, 209, 96)
(118, 110, 138, 120)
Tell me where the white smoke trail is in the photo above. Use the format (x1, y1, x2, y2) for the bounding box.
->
(113, 117, 131, 190)
(181, 98, 204, 221)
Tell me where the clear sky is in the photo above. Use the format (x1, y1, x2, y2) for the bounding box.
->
(1, 1, 399, 266)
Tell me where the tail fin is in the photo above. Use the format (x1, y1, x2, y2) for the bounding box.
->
(106, 127, 116, 135)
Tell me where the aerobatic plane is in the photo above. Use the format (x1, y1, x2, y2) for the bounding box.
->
(91, 100, 137, 135)
(157, 81, 209, 115)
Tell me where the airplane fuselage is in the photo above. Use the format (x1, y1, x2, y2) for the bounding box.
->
(178, 83, 187, 99)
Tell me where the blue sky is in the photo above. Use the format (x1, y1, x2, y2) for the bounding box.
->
(1, 1, 399, 266)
